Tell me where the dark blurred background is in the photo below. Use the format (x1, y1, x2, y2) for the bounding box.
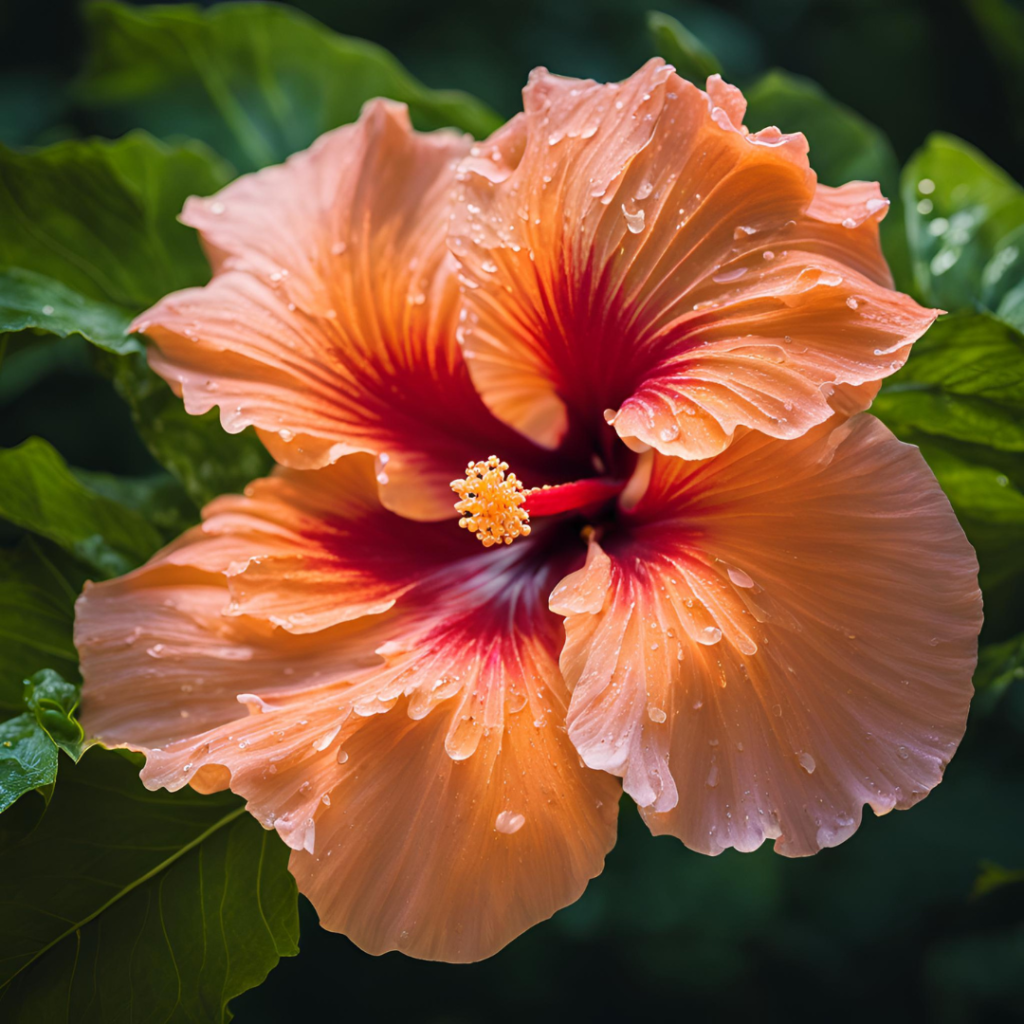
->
(1, 1, 1022, 1020)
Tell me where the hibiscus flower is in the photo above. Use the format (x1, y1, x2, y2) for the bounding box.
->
(75, 61, 982, 962)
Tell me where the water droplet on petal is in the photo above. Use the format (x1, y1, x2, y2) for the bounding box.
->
(495, 810, 526, 834)
(622, 204, 646, 233)
(698, 626, 722, 645)
(727, 568, 755, 588)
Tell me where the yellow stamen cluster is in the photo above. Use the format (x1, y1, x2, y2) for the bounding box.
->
(450, 456, 532, 548)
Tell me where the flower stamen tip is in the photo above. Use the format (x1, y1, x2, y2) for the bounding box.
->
(450, 456, 531, 548)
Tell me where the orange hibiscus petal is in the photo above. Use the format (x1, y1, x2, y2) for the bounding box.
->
(76, 466, 618, 961)
(290, 601, 619, 962)
(450, 62, 935, 459)
(137, 99, 573, 520)
(551, 415, 981, 855)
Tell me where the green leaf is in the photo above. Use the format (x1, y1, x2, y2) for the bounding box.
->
(0, 540, 85, 712)
(106, 351, 273, 506)
(22, 670, 85, 762)
(0, 268, 135, 354)
(0, 669, 87, 816)
(79, 0, 502, 172)
(872, 312, 1024, 454)
(0, 715, 58, 816)
(647, 11, 722, 84)
(0, 748, 300, 1020)
(0, 438, 164, 577)
(0, 131, 231, 310)
(73, 466, 199, 540)
(902, 133, 1024, 321)
(742, 70, 910, 291)
(0, 131, 273, 501)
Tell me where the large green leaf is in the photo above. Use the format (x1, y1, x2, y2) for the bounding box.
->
(0, 268, 134, 354)
(106, 351, 273, 506)
(73, 466, 199, 541)
(0, 438, 164, 577)
(79, 0, 502, 172)
(647, 11, 722, 84)
(0, 540, 86, 711)
(872, 311, 1024, 454)
(0, 132, 272, 499)
(0, 748, 299, 1021)
(0, 131, 230, 310)
(902, 133, 1024, 322)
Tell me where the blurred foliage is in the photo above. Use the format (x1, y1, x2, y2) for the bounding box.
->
(0, 1, 1021, 1022)
(79, 0, 502, 170)
(903, 133, 1024, 321)
(0, 437, 164, 577)
(647, 11, 722, 83)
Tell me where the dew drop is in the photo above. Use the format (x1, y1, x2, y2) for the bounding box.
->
(495, 810, 526, 834)
(712, 266, 748, 284)
(621, 205, 646, 234)
(797, 751, 816, 774)
(727, 567, 755, 588)
(312, 725, 341, 751)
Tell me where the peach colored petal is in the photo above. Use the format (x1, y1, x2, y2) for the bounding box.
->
(200, 456, 472, 632)
(551, 416, 982, 855)
(76, 464, 617, 961)
(75, 573, 394, 750)
(450, 62, 935, 460)
(290, 630, 619, 962)
(136, 99, 574, 520)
